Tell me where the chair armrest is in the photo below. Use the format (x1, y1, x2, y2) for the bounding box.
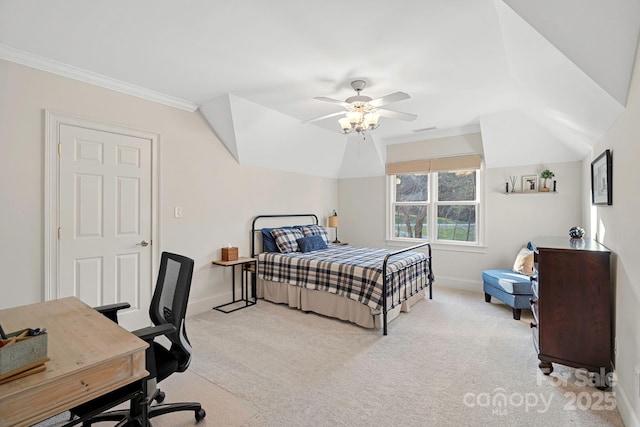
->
(94, 302, 131, 323)
(133, 324, 176, 343)
(93, 302, 131, 323)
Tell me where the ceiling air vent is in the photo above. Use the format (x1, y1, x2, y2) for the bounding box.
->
(413, 127, 437, 133)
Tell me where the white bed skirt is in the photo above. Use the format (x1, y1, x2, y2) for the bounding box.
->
(257, 278, 426, 329)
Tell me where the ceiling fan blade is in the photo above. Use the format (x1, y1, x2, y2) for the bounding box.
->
(369, 91, 410, 107)
(378, 109, 418, 121)
(302, 111, 345, 124)
(314, 96, 351, 108)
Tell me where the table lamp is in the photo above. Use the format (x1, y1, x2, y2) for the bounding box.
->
(328, 210, 340, 243)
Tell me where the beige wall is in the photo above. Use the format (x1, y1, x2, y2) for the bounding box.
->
(386, 132, 484, 163)
(583, 39, 640, 426)
(0, 59, 338, 312)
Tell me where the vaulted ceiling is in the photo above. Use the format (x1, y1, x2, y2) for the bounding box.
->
(1, 0, 638, 178)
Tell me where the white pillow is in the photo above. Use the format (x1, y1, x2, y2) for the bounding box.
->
(512, 247, 534, 276)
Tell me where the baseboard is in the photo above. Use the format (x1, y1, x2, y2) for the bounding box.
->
(187, 292, 237, 317)
(432, 276, 482, 294)
(614, 382, 640, 427)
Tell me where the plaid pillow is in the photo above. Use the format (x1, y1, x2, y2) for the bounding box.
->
(270, 227, 304, 253)
(299, 224, 330, 246)
(261, 227, 293, 252)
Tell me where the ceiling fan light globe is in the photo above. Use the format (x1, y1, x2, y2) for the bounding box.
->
(346, 111, 362, 125)
(363, 111, 380, 127)
(338, 117, 351, 131)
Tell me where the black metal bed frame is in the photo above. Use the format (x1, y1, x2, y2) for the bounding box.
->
(251, 214, 434, 335)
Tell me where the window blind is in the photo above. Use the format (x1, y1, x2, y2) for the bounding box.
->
(386, 154, 481, 174)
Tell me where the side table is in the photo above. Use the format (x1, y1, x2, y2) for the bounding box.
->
(211, 257, 256, 313)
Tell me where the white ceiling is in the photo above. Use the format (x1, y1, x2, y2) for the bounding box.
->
(1, 0, 638, 177)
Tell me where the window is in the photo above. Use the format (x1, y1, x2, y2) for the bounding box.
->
(436, 171, 477, 242)
(392, 174, 429, 239)
(389, 164, 481, 245)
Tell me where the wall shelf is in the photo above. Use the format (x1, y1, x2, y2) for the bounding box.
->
(502, 191, 558, 195)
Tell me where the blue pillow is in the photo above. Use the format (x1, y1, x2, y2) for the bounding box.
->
(296, 235, 328, 253)
(297, 224, 331, 246)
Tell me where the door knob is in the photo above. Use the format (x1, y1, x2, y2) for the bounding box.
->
(137, 240, 150, 247)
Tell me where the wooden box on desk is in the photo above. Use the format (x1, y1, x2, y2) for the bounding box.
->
(222, 247, 238, 261)
(0, 330, 47, 378)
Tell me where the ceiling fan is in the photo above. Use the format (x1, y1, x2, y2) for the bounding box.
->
(302, 80, 417, 136)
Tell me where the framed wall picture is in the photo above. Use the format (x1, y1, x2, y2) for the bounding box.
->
(522, 175, 538, 193)
(591, 149, 612, 205)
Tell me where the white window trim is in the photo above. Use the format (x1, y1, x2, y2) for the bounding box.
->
(386, 168, 484, 247)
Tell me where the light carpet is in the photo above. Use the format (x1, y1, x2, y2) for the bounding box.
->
(186, 286, 624, 426)
(35, 286, 625, 426)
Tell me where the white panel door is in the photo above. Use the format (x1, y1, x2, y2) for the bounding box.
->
(58, 124, 152, 329)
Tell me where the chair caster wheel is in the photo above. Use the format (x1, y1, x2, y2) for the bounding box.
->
(154, 390, 165, 403)
(195, 408, 206, 421)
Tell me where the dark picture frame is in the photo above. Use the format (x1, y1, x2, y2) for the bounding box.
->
(591, 149, 612, 206)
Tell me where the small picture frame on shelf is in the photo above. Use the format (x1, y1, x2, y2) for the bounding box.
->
(522, 175, 538, 193)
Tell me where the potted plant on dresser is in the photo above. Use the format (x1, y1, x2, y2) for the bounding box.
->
(540, 169, 555, 192)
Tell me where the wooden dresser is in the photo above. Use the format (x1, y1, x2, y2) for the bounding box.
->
(530, 236, 613, 382)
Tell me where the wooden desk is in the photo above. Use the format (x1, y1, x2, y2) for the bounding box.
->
(0, 297, 148, 427)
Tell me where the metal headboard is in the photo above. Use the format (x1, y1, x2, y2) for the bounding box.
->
(250, 214, 319, 257)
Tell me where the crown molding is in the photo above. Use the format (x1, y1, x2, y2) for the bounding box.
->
(0, 44, 199, 112)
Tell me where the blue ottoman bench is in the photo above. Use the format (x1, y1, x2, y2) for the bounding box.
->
(482, 269, 533, 320)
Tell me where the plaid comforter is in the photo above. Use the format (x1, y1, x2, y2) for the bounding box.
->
(257, 245, 430, 311)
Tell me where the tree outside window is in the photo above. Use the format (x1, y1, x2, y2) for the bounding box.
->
(391, 170, 479, 244)
(436, 171, 476, 242)
(394, 174, 428, 239)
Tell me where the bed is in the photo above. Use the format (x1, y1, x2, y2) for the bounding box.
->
(251, 214, 434, 335)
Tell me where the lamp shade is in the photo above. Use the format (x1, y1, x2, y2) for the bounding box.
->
(346, 111, 362, 125)
(328, 215, 339, 228)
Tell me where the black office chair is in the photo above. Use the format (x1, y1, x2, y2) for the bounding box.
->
(70, 252, 206, 426)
